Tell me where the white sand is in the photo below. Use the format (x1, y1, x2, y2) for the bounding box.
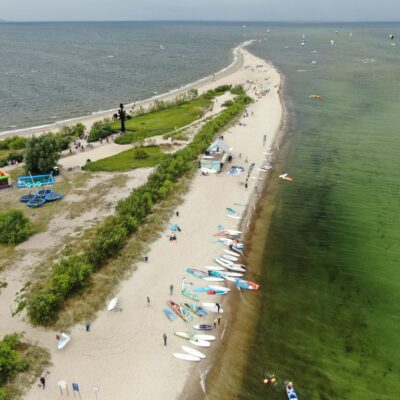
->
(0, 47, 283, 399)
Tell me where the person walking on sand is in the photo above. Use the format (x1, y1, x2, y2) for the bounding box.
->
(216, 303, 221, 313)
(213, 319, 217, 329)
(218, 315, 221, 325)
(163, 333, 167, 346)
(263, 134, 267, 146)
(40, 376, 46, 389)
(85, 322, 91, 332)
(147, 296, 150, 307)
(144, 256, 148, 263)
(176, 210, 180, 217)
(169, 284, 174, 295)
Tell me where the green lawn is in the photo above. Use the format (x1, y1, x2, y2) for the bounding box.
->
(114, 97, 211, 144)
(83, 146, 165, 172)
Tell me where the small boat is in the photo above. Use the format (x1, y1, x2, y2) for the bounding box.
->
(202, 303, 224, 313)
(183, 303, 207, 316)
(193, 324, 213, 331)
(210, 270, 244, 279)
(173, 353, 200, 362)
(181, 345, 206, 359)
(163, 307, 177, 321)
(286, 383, 298, 399)
(236, 279, 260, 290)
(309, 94, 321, 100)
(168, 300, 193, 322)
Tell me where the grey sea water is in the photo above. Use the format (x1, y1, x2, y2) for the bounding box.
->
(0, 21, 256, 132)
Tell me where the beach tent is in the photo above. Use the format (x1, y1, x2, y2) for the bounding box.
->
(206, 139, 231, 154)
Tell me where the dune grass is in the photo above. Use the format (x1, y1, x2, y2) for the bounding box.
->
(83, 146, 165, 172)
(114, 97, 211, 144)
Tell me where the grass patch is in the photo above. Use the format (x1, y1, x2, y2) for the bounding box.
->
(83, 146, 164, 172)
(114, 97, 211, 144)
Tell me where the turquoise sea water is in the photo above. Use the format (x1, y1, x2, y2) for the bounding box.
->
(236, 24, 400, 399)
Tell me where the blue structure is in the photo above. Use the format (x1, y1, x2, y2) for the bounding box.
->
(17, 174, 55, 189)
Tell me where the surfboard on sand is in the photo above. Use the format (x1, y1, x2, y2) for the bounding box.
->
(202, 303, 224, 313)
(189, 339, 211, 347)
(173, 353, 200, 362)
(57, 333, 71, 350)
(107, 297, 118, 311)
(181, 345, 206, 359)
(163, 307, 177, 321)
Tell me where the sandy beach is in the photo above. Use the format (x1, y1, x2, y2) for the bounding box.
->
(0, 46, 283, 399)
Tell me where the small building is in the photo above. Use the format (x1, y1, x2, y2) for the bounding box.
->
(200, 139, 231, 173)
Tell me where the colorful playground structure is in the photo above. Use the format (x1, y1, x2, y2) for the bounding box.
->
(18, 173, 63, 208)
(0, 169, 11, 189)
(17, 173, 55, 189)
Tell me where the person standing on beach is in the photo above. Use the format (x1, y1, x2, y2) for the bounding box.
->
(163, 333, 167, 346)
(216, 303, 221, 313)
(85, 322, 91, 332)
(263, 134, 267, 146)
(169, 284, 174, 295)
(144, 256, 148, 263)
(213, 319, 217, 329)
(40, 376, 46, 389)
(176, 211, 179, 217)
(147, 296, 150, 307)
(218, 316, 221, 325)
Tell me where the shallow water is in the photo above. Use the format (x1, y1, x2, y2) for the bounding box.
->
(234, 23, 400, 399)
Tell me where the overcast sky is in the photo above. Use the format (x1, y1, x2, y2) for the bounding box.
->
(1, 0, 400, 22)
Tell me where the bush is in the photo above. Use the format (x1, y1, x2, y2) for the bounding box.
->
(88, 119, 115, 142)
(222, 100, 234, 107)
(26, 87, 251, 326)
(24, 134, 60, 174)
(133, 148, 149, 159)
(0, 210, 33, 246)
(0, 333, 28, 386)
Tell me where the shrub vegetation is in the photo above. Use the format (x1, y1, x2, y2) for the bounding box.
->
(27, 86, 252, 326)
(0, 210, 33, 246)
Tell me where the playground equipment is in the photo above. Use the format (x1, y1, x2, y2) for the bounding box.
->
(18, 172, 63, 207)
(17, 174, 55, 189)
(0, 169, 11, 189)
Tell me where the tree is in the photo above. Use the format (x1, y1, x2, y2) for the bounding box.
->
(24, 134, 60, 174)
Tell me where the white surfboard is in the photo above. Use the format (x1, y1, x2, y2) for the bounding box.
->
(202, 303, 224, 313)
(195, 334, 215, 341)
(203, 276, 224, 282)
(181, 345, 206, 359)
(222, 254, 239, 262)
(224, 264, 246, 272)
(224, 249, 242, 257)
(224, 272, 244, 277)
(225, 229, 242, 236)
(227, 214, 242, 220)
(205, 266, 225, 271)
(57, 333, 71, 350)
(173, 353, 200, 362)
(190, 339, 211, 347)
(209, 285, 230, 292)
(108, 297, 118, 311)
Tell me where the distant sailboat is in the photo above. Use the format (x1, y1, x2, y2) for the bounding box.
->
(160, 44, 165, 50)
(330, 40, 335, 46)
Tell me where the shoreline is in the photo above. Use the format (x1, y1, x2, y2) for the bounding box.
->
(0, 41, 253, 139)
(192, 63, 290, 400)
(0, 46, 284, 400)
